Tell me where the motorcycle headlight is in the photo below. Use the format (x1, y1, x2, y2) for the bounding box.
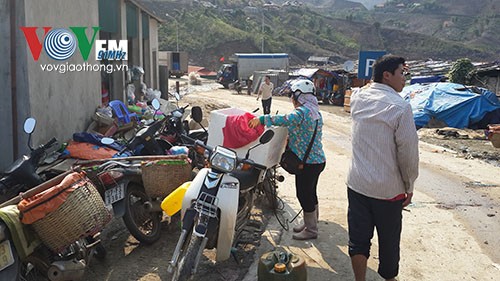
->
(210, 146, 237, 173)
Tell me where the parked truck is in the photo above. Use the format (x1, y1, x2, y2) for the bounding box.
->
(216, 53, 289, 89)
(159, 51, 188, 78)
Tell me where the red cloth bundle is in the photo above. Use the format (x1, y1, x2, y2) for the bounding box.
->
(222, 112, 265, 149)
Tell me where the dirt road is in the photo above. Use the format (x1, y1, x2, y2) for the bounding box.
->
(84, 81, 500, 280)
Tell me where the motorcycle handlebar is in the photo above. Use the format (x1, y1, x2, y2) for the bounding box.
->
(44, 137, 58, 148)
(31, 137, 58, 161)
(184, 134, 266, 171)
(0, 177, 10, 195)
(98, 160, 139, 170)
(235, 154, 268, 171)
(169, 105, 188, 119)
(118, 146, 129, 155)
(178, 133, 204, 148)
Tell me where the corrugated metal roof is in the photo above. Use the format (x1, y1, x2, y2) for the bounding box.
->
(308, 56, 329, 62)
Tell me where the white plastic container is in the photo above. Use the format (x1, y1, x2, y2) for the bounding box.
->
(208, 108, 288, 168)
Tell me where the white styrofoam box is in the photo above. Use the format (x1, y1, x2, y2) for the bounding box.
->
(208, 108, 247, 148)
(208, 108, 288, 168)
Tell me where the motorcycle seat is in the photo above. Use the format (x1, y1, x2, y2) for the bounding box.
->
(3, 156, 28, 175)
(188, 130, 208, 141)
(230, 168, 261, 191)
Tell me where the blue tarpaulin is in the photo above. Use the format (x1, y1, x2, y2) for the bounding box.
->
(399, 82, 500, 129)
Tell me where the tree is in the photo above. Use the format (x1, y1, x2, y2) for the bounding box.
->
(448, 58, 475, 85)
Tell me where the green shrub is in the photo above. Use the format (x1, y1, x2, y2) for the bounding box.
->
(448, 58, 475, 85)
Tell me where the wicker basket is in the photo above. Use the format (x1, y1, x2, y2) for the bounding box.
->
(491, 133, 500, 148)
(23, 173, 111, 253)
(488, 124, 500, 148)
(141, 155, 192, 198)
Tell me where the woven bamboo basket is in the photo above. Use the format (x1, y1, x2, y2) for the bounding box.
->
(488, 124, 500, 148)
(491, 133, 500, 148)
(141, 155, 192, 198)
(31, 178, 111, 253)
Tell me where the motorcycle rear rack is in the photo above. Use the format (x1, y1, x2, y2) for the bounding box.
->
(194, 192, 218, 219)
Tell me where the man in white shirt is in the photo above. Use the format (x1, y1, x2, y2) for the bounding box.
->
(256, 75, 274, 114)
(347, 55, 419, 281)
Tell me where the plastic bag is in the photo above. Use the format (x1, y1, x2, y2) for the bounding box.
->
(127, 84, 135, 103)
(96, 106, 113, 118)
(142, 107, 155, 120)
(167, 146, 189, 155)
(146, 88, 161, 101)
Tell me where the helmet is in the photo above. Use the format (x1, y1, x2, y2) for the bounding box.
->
(290, 79, 314, 94)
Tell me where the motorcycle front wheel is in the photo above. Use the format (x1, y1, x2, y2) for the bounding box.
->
(122, 183, 162, 244)
(172, 234, 203, 281)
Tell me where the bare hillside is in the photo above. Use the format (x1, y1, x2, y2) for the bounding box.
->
(144, 0, 498, 70)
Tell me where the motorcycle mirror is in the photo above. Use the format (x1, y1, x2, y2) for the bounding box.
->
(259, 130, 274, 144)
(245, 130, 275, 159)
(101, 137, 115, 145)
(23, 118, 36, 134)
(151, 99, 161, 111)
(174, 92, 181, 101)
(191, 106, 203, 123)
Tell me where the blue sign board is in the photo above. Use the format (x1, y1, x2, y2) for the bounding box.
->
(358, 51, 386, 79)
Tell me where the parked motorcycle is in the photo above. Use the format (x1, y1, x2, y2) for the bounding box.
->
(0, 118, 58, 203)
(118, 99, 207, 161)
(80, 157, 163, 244)
(83, 98, 208, 245)
(159, 104, 208, 169)
(116, 99, 168, 156)
(0, 170, 108, 281)
(164, 130, 275, 281)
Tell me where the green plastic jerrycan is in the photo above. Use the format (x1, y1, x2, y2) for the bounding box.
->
(257, 247, 307, 281)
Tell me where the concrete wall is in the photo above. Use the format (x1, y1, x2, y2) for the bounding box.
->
(109, 0, 160, 101)
(110, 0, 128, 102)
(0, 0, 32, 170)
(0, 0, 13, 170)
(0, 0, 160, 170)
(22, 0, 100, 159)
(149, 18, 159, 89)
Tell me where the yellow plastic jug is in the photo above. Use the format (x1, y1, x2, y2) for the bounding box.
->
(161, 181, 191, 216)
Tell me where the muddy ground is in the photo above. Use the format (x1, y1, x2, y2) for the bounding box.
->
(417, 128, 500, 167)
(83, 80, 500, 281)
(83, 83, 273, 281)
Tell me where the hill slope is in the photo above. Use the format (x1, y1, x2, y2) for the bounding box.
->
(144, 0, 498, 70)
